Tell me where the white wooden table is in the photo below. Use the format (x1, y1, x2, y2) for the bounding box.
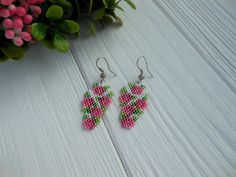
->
(0, 0, 236, 177)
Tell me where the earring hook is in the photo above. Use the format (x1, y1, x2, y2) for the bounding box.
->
(136, 56, 153, 82)
(96, 57, 117, 83)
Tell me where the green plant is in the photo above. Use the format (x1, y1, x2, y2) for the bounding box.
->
(0, 0, 135, 62)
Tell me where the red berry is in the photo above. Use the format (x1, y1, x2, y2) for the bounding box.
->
(91, 107, 103, 118)
(83, 118, 96, 130)
(82, 97, 95, 107)
(30, 5, 41, 15)
(27, 0, 37, 4)
(23, 14, 33, 24)
(131, 85, 144, 95)
(1, 0, 13, 6)
(8, 4, 16, 15)
(0, 9, 10, 18)
(16, 7, 27, 17)
(20, 2, 29, 11)
(13, 37, 24, 46)
(5, 30, 15, 39)
(2, 18, 13, 29)
(136, 99, 148, 110)
(121, 118, 134, 129)
(36, 0, 44, 4)
(20, 32, 32, 41)
(13, 18, 23, 30)
(119, 93, 132, 103)
(122, 105, 134, 116)
(93, 86, 105, 96)
(99, 96, 112, 107)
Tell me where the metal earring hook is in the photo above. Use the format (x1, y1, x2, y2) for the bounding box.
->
(96, 57, 117, 83)
(136, 56, 154, 82)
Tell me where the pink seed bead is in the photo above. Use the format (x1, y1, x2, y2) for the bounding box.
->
(13, 18, 23, 30)
(0, 0, 13, 6)
(16, 6, 27, 17)
(8, 4, 16, 15)
(13, 37, 24, 46)
(3, 18, 13, 29)
(0, 9, 10, 18)
(20, 32, 32, 41)
(23, 14, 33, 24)
(5, 30, 15, 39)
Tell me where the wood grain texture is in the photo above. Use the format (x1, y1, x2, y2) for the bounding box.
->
(0, 0, 236, 177)
(0, 45, 127, 177)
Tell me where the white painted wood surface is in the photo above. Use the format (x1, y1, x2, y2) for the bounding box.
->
(0, 0, 236, 177)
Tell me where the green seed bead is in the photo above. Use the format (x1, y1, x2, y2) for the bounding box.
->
(102, 106, 107, 111)
(84, 91, 91, 97)
(141, 84, 146, 89)
(108, 91, 114, 97)
(121, 87, 127, 93)
(104, 85, 110, 90)
(120, 112, 125, 118)
(133, 116, 138, 122)
(128, 82, 134, 89)
(120, 114, 125, 120)
(143, 94, 149, 100)
(131, 101, 136, 106)
(134, 109, 143, 115)
(95, 118, 101, 125)
(93, 82, 99, 87)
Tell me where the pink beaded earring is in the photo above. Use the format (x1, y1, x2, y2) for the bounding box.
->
(82, 57, 116, 130)
(119, 56, 153, 129)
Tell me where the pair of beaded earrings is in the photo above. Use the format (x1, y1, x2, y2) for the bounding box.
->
(81, 56, 153, 130)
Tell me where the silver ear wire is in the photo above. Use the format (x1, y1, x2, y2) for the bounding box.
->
(96, 57, 117, 83)
(136, 56, 153, 82)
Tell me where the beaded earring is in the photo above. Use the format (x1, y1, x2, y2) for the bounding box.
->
(82, 57, 116, 130)
(119, 56, 153, 129)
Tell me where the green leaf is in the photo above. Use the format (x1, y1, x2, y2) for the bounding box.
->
(53, 0, 73, 18)
(46, 5, 63, 20)
(116, 16, 123, 26)
(103, 15, 114, 24)
(124, 0, 136, 9)
(0, 49, 9, 62)
(115, 5, 124, 11)
(107, 10, 118, 20)
(31, 23, 47, 40)
(85, 19, 96, 35)
(102, 0, 108, 8)
(91, 8, 105, 20)
(105, 0, 116, 6)
(58, 20, 80, 34)
(42, 39, 55, 49)
(88, 0, 93, 14)
(1, 44, 25, 59)
(53, 33, 70, 52)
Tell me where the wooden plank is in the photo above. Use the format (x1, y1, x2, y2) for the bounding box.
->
(71, 0, 236, 176)
(0, 45, 127, 177)
(154, 0, 236, 93)
(215, 0, 236, 19)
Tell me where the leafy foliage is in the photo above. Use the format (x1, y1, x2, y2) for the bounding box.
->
(0, 0, 135, 62)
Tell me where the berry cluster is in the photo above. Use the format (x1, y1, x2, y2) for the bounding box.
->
(119, 83, 148, 129)
(82, 83, 114, 130)
(0, 0, 44, 46)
